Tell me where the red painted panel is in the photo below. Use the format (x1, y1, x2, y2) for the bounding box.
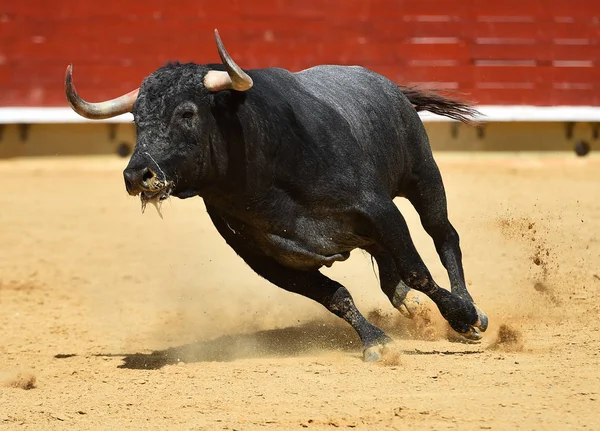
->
(471, 44, 600, 63)
(0, 0, 599, 107)
(390, 0, 471, 16)
(539, 0, 600, 19)
(468, 21, 600, 42)
(392, 65, 473, 85)
(470, 0, 547, 19)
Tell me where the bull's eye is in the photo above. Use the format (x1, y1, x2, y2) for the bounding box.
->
(181, 110, 194, 120)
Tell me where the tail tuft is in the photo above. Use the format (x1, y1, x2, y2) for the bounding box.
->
(400, 86, 482, 125)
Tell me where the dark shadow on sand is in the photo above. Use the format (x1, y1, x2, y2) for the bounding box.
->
(87, 319, 483, 370)
(108, 321, 361, 370)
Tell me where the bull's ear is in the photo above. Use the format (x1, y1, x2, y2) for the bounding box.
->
(204, 70, 235, 92)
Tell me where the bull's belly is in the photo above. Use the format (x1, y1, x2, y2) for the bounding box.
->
(260, 233, 352, 270)
(248, 216, 369, 270)
(217, 205, 369, 270)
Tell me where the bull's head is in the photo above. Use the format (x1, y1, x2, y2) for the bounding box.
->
(65, 30, 253, 213)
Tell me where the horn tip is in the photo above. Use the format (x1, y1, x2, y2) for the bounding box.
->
(65, 64, 73, 86)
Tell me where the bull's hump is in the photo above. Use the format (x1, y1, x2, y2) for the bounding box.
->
(292, 65, 402, 142)
(294, 65, 392, 92)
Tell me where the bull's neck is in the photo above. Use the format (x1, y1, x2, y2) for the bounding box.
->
(202, 94, 278, 195)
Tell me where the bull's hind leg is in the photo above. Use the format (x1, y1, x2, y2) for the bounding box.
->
(206, 205, 392, 362)
(404, 159, 488, 331)
(363, 200, 487, 340)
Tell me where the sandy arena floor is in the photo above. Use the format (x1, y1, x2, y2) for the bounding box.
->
(0, 153, 599, 430)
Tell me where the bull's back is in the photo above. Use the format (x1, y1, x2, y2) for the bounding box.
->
(294, 65, 410, 135)
(292, 65, 427, 195)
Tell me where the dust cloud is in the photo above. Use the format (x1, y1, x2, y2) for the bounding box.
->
(1, 371, 37, 390)
(488, 324, 525, 352)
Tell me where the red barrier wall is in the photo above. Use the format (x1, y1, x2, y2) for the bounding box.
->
(1, 0, 599, 107)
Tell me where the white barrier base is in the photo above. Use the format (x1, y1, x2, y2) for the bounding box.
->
(0, 105, 599, 124)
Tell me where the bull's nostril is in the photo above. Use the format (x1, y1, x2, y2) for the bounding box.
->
(123, 171, 137, 195)
(142, 168, 155, 183)
(124, 171, 134, 186)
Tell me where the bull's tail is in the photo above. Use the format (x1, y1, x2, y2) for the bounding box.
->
(399, 86, 482, 125)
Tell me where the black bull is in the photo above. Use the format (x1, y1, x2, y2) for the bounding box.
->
(65, 30, 488, 361)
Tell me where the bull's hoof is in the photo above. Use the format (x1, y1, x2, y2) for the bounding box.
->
(448, 305, 489, 343)
(363, 342, 401, 364)
(363, 345, 383, 362)
(474, 305, 489, 332)
(459, 325, 483, 341)
(395, 290, 423, 318)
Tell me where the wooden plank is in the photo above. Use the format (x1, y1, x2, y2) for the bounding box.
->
(549, 88, 600, 105)
(474, 0, 598, 21)
(321, 41, 397, 65)
(471, 44, 600, 63)
(386, 21, 467, 39)
(467, 20, 600, 41)
(385, 0, 470, 16)
(389, 65, 473, 85)
(1, 26, 250, 66)
(398, 42, 470, 61)
(468, 21, 541, 40)
(321, 0, 438, 20)
(3, 1, 165, 19)
(471, 65, 600, 87)
(241, 0, 323, 18)
(2, 0, 238, 19)
(254, 41, 325, 69)
(470, 44, 542, 62)
(548, 66, 600, 82)
(5, 63, 151, 88)
(3, 17, 235, 43)
(326, 19, 467, 42)
(470, 87, 600, 106)
(471, 66, 539, 85)
(466, 88, 550, 105)
(472, 0, 548, 19)
(549, 21, 600, 40)
(239, 18, 326, 41)
(542, 0, 600, 19)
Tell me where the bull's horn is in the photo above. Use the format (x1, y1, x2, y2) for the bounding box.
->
(204, 29, 253, 92)
(65, 64, 139, 120)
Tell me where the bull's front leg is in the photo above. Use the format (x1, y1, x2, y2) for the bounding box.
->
(206, 205, 394, 362)
(243, 258, 394, 362)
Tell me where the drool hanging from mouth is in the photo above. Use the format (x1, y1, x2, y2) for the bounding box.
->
(140, 186, 172, 219)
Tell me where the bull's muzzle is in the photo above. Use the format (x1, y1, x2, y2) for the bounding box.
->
(123, 166, 158, 196)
